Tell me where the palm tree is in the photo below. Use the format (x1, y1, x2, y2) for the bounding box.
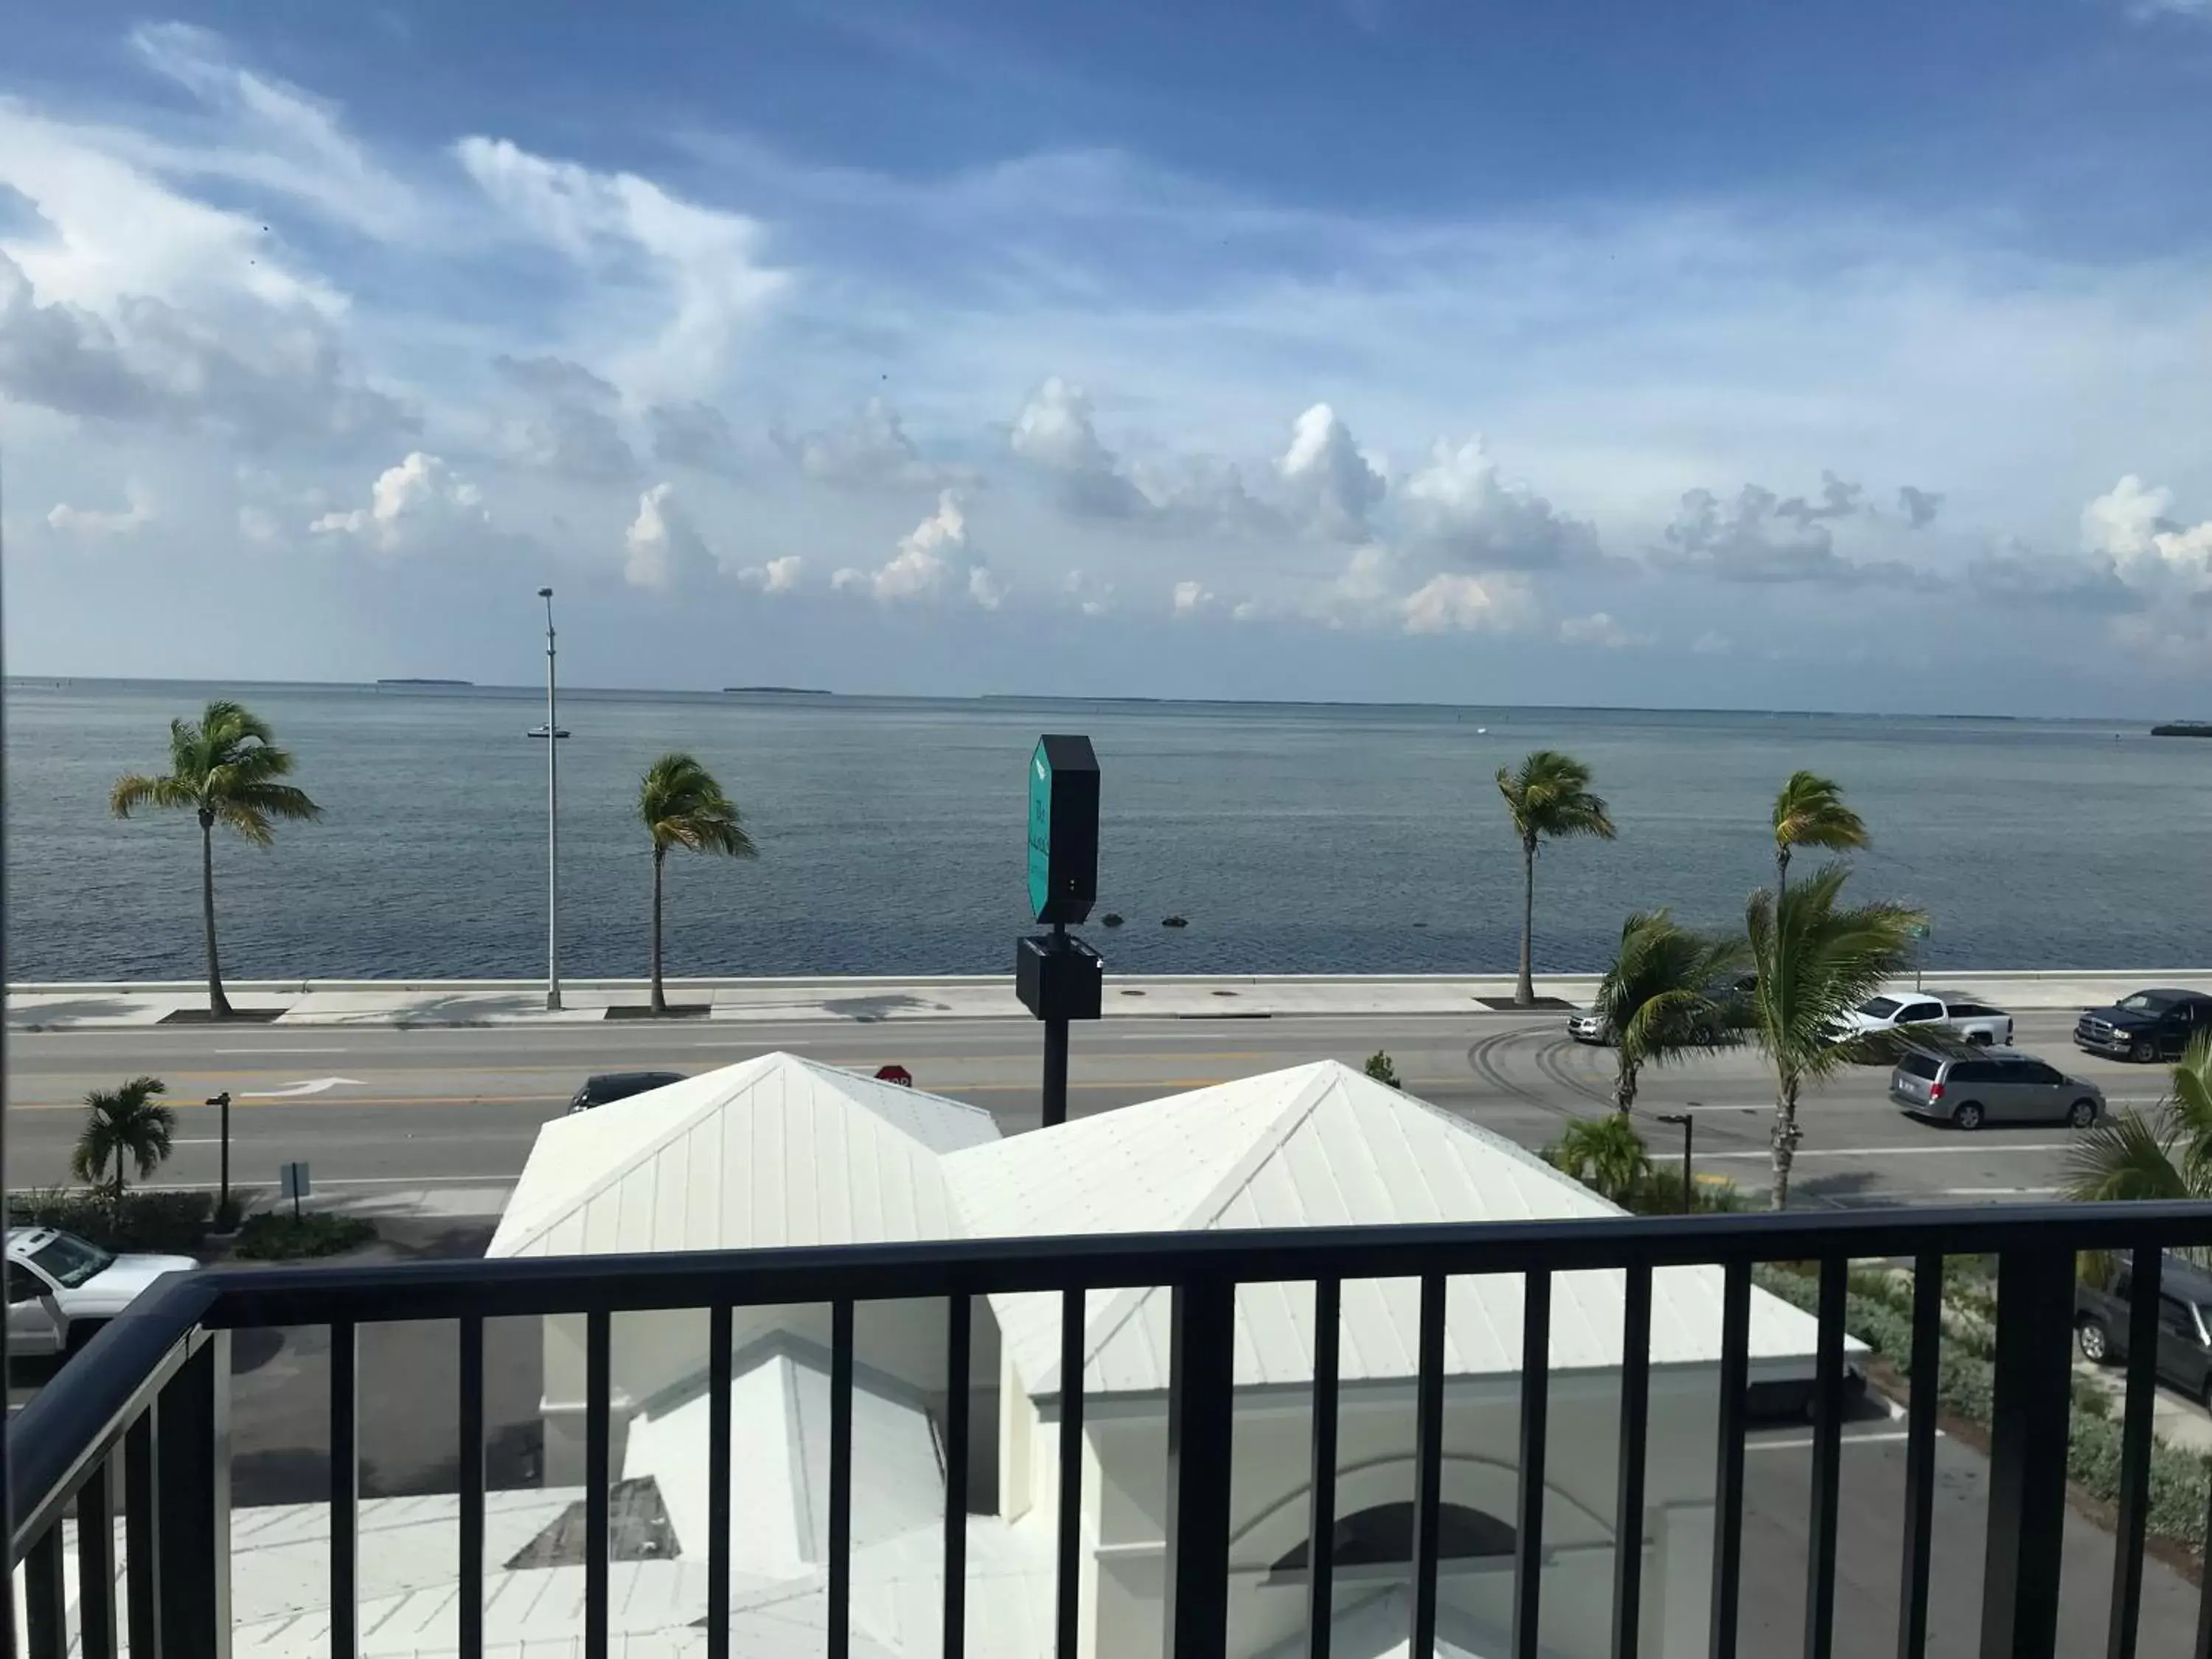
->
(1555, 1113, 1654, 1206)
(1745, 864, 1924, 1208)
(1495, 751, 1616, 1006)
(2067, 1035, 2212, 1205)
(1595, 911, 1749, 1113)
(1772, 771, 1869, 897)
(111, 700, 321, 1018)
(72, 1077, 176, 1213)
(639, 753, 757, 1014)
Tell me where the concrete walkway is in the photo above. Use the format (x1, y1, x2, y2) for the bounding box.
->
(10, 970, 2212, 1030)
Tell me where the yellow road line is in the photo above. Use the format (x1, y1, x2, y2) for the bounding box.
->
(7, 1077, 1270, 1112)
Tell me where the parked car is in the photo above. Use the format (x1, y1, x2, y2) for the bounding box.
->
(1829, 991, 2013, 1047)
(568, 1070, 689, 1113)
(1888, 1048, 2103, 1130)
(2076, 1253, 2212, 1405)
(2073, 989, 2212, 1063)
(5, 1228, 198, 1357)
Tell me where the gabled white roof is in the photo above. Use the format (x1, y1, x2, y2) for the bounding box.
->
(943, 1061, 1844, 1397)
(490, 1052, 998, 1258)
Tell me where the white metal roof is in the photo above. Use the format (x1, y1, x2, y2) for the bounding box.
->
(489, 1053, 999, 1259)
(942, 1061, 1846, 1397)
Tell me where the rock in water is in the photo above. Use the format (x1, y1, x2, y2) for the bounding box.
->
(1162, 913, 1189, 928)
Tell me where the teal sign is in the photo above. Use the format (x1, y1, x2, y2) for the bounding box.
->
(1025, 734, 1100, 925)
(1908, 922, 1931, 941)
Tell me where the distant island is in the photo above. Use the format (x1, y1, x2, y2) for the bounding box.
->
(377, 678, 472, 688)
(2151, 722, 2212, 738)
(725, 686, 831, 695)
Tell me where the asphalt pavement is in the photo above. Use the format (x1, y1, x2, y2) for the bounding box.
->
(1, 1007, 2163, 1212)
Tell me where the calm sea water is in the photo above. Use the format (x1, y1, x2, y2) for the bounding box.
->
(4, 681, 2207, 981)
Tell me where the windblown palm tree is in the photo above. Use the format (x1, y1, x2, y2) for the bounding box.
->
(639, 753, 757, 1013)
(1772, 771, 1870, 897)
(72, 1077, 175, 1213)
(1554, 1113, 1654, 1206)
(1745, 864, 1924, 1208)
(1496, 751, 1615, 1007)
(1595, 911, 1749, 1113)
(111, 700, 322, 1017)
(2067, 1035, 2212, 1205)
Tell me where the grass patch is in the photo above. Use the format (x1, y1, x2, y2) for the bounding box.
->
(232, 1211, 377, 1261)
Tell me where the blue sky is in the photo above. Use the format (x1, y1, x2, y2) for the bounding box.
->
(4, 1, 2212, 713)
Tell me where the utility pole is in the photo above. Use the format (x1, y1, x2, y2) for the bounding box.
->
(537, 588, 562, 1012)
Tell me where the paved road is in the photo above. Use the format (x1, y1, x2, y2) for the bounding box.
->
(4, 1009, 2168, 1211)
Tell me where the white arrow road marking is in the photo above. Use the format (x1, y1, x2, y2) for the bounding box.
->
(236, 1077, 367, 1099)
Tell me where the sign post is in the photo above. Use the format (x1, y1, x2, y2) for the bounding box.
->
(1017, 735, 1103, 1127)
(279, 1161, 311, 1221)
(1908, 921, 1931, 990)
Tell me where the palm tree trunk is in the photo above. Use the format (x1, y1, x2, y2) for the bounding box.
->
(1775, 842, 1790, 901)
(1615, 1059, 1638, 1114)
(199, 811, 232, 1018)
(650, 846, 667, 1015)
(1770, 1072, 1801, 1210)
(1515, 836, 1537, 1006)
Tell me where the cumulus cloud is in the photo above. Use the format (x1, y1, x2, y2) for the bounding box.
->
(1300, 543, 1530, 635)
(1063, 570, 1115, 616)
(650, 400, 743, 475)
(1773, 470, 1863, 526)
(1172, 580, 1216, 617)
(1965, 546, 2138, 611)
(1009, 377, 1143, 515)
(47, 484, 153, 538)
(1899, 486, 1944, 529)
(309, 452, 485, 552)
(622, 481, 718, 591)
(1279, 403, 1385, 540)
(1401, 436, 1600, 569)
(237, 504, 281, 543)
(1658, 481, 1895, 584)
(1557, 612, 1646, 648)
(2082, 475, 2212, 591)
(1401, 571, 1528, 634)
(493, 354, 636, 482)
(834, 490, 998, 607)
(774, 398, 952, 490)
(739, 554, 804, 594)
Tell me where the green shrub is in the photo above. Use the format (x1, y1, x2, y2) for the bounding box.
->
(1363, 1051, 1402, 1088)
(6, 1187, 215, 1255)
(232, 1211, 376, 1261)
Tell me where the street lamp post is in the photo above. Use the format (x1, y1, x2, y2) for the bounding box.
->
(537, 588, 561, 1012)
(1655, 1110, 1694, 1213)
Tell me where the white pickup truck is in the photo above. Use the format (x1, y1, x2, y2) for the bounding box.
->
(1828, 992, 2014, 1048)
(6, 1227, 198, 1357)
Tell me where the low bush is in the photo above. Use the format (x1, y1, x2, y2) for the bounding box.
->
(1363, 1051, 1402, 1088)
(232, 1211, 376, 1261)
(6, 1187, 215, 1255)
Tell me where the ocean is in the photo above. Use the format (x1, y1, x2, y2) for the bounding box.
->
(4, 680, 2208, 982)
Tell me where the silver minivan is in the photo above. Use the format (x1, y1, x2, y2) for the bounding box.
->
(1889, 1048, 2104, 1130)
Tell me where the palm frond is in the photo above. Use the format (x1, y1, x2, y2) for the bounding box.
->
(1747, 863, 1925, 1085)
(1497, 750, 1615, 846)
(2068, 1107, 2190, 1203)
(110, 773, 198, 818)
(1773, 771, 1871, 857)
(641, 752, 758, 860)
(119, 702, 318, 841)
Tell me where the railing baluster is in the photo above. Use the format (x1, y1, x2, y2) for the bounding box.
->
(1164, 1277, 1236, 1659)
(584, 1309, 611, 1659)
(2196, 1471, 2212, 1659)
(1056, 1287, 1085, 1659)
(1896, 1252, 1941, 1659)
(1307, 1277, 1341, 1659)
(708, 1304, 733, 1659)
(155, 1331, 230, 1659)
(1611, 1262, 1652, 1659)
(330, 1319, 358, 1659)
(78, 1452, 120, 1659)
(1979, 1245, 2073, 1659)
(1514, 1272, 1551, 1659)
(944, 1295, 971, 1659)
(829, 1300, 855, 1659)
(1411, 1273, 1447, 1659)
(1806, 1256, 1847, 1659)
(2107, 1244, 2162, 1659)
(24, 1523, 67, 1659)
(459, 1312, 485, 1659)
(125, 1407, 164, 1659)
(1709, 1259, 1750, 1659)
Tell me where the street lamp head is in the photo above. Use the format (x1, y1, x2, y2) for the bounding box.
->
(537, 586, 553, 599)
(1654, 1111, 1691, 1127)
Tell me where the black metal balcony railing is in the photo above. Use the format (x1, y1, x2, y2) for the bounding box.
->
(10, 1201, 2212, 1659)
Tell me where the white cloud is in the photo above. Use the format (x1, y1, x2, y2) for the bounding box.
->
(1279, 403, 1384, 540)
(2083, 475, 2212, 591)
(1658, 479, 1897, 584)
(47, 484, 153, 537)
(1401, 435, 1599, 569)
(774, 398, 953, 490)
(1172, 579, 1215, 616)
(1691, 630, 1732, 655)
(1009, 377, 1142, 515)
(1063, 569, 1114, 616)
(493, 354, 636, 482)
(237, 504, 280, 543)
(740, 554, 804, 594)
(836, 490, 997, 606)
(310, 452, 485, 553)
(651, 400, 744, 476)
(456, 136, 787, 400)
(1898, 486, 1943, 529)
(622, 481, 718, 591)
(967, 563, 1006, 610)
(1400, 571, 1529, 634)
(1557, 611, 1645, 649)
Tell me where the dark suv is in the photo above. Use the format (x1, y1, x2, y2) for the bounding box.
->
(2076, 1254, 2212, 1405)
(2073, 989, 2212, 1062)
(568, 1070, 687, 1113)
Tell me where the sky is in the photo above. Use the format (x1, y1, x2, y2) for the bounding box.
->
(4, 1, 2212, 714)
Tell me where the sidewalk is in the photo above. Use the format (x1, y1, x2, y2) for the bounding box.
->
(11, 969, 2211, 1031)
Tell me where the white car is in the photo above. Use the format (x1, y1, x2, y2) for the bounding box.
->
(5, 1227, 198, 1357)
(1827, 992, 2014, 1048)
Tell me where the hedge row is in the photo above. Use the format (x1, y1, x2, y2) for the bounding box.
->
(7, 1187, 215, 1255)
(1755, 1263, 2212, 1551)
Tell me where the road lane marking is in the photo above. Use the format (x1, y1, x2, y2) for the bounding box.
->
(1749, 1429, 1921, 1452)
(212, 1046, 355, 1054)
(1703, 1142, 2073, 1160)
(237, 1077, 367, 1099)
(1941, 1186, 2062, 1196)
